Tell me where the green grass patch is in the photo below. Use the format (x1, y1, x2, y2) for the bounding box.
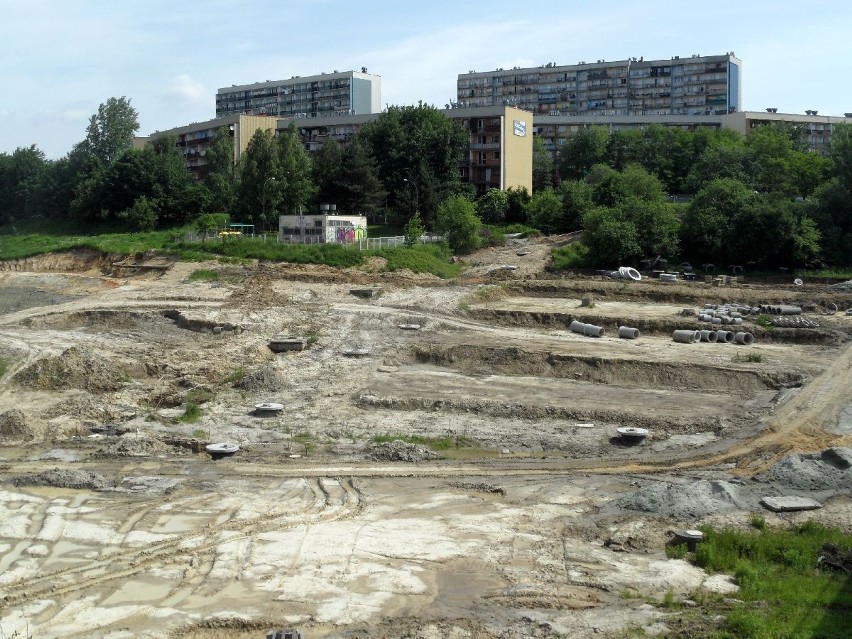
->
(0, 355, 11, 378)
(550, 242, 591, 270)
(732, 352, 763, 363)
(223, 367, 245, 385)
(798, 268, 852, 280)
(186, 269, 220, 282)
(373, 243, 461, 278)
(192, 429, 209, 440)
(170, 237, 365, 268)
(501, 224, 542, 237)
(755, 314, 775, 330)
(371, 433, 476, 451)
(684, 521, 852, 638)
(177, 401, 202, 423)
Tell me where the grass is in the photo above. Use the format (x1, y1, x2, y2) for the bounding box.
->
(755, 314, 775, 330)
(372, 243, 461, 279)
(732, 352, 763, 363)
(0, 355, 11, 378)
(186, 269, 220, 282)
(550, 241, 591, 270)
(223, 367, 245, 384)
(177, 401, 202, 423)
(371, 433, 476, 451)
(192, 429, 209, 440)
(676, 521, 852, 638)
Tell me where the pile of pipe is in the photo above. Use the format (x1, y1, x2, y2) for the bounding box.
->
(769, 316, 820, 328)
(658, 273, 678, 282)
(607, 266, 642, 281)
(673, 329, 754, 345)
(757, 304, 803, 315)
(570, 319, 605, 338)
(697, 303, 750, 326)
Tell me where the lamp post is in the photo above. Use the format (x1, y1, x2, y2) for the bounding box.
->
(262, 176, 276, 235)
(403, 177, 419, 213)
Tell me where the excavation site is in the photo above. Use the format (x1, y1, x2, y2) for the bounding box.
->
(0, 239, 851, 638)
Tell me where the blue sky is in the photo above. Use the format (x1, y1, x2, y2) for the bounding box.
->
(2, 0, 851, 159)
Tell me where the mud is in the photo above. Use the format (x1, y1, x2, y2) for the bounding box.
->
(0, 244, 850, 638)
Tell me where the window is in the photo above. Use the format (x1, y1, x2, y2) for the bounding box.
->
(493, 151, 500, 160)
(478, 152, 487, 165)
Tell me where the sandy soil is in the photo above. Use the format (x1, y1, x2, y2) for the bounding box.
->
(0, 242, 850, 638)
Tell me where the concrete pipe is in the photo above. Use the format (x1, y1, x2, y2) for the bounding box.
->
(778, 305, 803, 315)
(732, 317, 743, 325)
(711, 317, 722, 325)
(699, 329, 719, 343)
(699, 314, 713, 322)
(673, 329, 700, 344)
(583, 323, 605, 338)
(570, 320, 586, 334)
(717, 330, 735, 343)
(735, 331, 755, 345)
(619, 266, 641, 281)
(659, 273, 678, 282)
(618, 326, 640, 339)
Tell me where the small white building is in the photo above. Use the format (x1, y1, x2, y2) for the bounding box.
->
(278, 207, 367, 244)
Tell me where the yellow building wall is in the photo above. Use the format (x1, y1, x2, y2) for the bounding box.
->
(501, 107, 533, 192)
(234, 115, 279, 163)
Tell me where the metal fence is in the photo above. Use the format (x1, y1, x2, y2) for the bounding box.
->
(357, 234, 444, 251)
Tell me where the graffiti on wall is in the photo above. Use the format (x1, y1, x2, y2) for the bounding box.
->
(335, 225, 367, 243)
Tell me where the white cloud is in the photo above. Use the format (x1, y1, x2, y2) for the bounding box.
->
(163, 75, 207, 104)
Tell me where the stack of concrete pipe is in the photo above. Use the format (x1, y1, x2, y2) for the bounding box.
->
(673, 328, 754, 345)
(608, 266, 642, 281)
(757, 304, 802, 315)
(658, 273, 678, 282)
(570, 320, 605, 338)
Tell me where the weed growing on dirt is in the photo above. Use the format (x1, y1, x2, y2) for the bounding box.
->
(681, 521, 852, 638)
(750, 514, 767, 531)
(666, 543, 689, 559)
(371, 433, 475, 451)
(185, 388, 214, 404)
(192, 429, 209, 440)
(304, 330, 320, 347)
(170, 237, 364, 268)
(0, 355, 11, 378)
(223, 368, 245, 384)
(177, 402, 202, 423)
(755, 314, 775, 330)
(732, 352, 763, 363)
(661, 590, 679, 609)
(187, 269, 220, 282)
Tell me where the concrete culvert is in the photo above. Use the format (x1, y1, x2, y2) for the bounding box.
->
(735, 332, 755, 345)
(699, 329, 718, 343)
(673, 329, 700, 343)
(569, 320, 586, 334)
(583, 323, 605, 338)
(716, 330, 735, 344)
(619, 266, 642, 281)
(618, 326, 640, 339)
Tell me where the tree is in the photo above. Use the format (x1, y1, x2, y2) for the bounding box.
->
(435, 194, 481, 254)
(0, 145, 48, 225)
(581, 207, 642, 266)
(829, 122, 852, 190)
(557, 126, 608, 180)
(527, 188, 563, 234)
(556, 180, 594, 232)
(403, 212, 425, 247)
(234, 129, 279, 230)
(359, 103, 468, 223)
(81, 97, 139, 165)
(275, 122, 315, 221)
(476, 188, 509, 224)
(505, 187, 531, 225)
(680, 178, 754, 264)
(312, 139, 345, 208)
(334, 136, 386, 220)
(532, 135, 554, 192)
(204, 128, 237, 213)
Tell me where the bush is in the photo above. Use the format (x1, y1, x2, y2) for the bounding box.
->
(435, 194, 481, 254)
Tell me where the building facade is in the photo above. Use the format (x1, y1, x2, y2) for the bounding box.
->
(457, 53, 741, 117)
(278, 210, 367, 244)
(216, 70, 381, 120)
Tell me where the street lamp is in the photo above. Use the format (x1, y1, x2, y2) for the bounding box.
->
(403, 178, 419, 213)
(262, 176, 276, 235)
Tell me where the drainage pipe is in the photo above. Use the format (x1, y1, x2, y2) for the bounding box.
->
(673, 329, 700, 343)
(570, 320, 586, 334)
(716, 330, 735, 343)
(618, 326, 640, 339)
(699, 329, 718, 343)
(583, 323, 605, 338)
(735, 331, 755, 345)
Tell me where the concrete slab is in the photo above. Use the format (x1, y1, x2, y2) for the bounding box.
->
(761, 496, 823, 512)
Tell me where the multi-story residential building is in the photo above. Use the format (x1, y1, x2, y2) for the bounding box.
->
(457, 53, 741, 117)
(281, 106, 534, 196)
(215, 69, 381, 120)
(148, 114, 278, 180)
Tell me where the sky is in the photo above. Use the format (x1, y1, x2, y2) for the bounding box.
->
(2, 0, 852, 159)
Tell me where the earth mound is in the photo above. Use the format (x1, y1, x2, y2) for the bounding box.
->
(368, 440, 444, 462)
(760, 448, 852, 491)
(615, 479, 757, 519)
(11, 468, 111, 490)
(0, 409, 44, 442)
(14, 346, 128, 392)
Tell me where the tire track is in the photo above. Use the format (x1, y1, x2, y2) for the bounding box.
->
(0, 476, 364, 608)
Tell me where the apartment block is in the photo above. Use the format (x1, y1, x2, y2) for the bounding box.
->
(457, 53, 741, 117)
(216, 70, 381, 119)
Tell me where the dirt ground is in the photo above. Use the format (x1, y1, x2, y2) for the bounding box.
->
(0, 239, 851, 638)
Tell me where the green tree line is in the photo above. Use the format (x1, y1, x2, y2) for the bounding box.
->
(1, 97, 850, 267)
